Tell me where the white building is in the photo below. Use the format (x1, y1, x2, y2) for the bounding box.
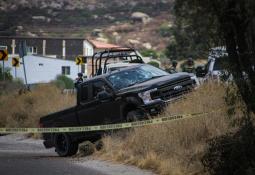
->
(4, 55, 81, 84)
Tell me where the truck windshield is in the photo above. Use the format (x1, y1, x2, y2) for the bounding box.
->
(107, 65, 169, 90)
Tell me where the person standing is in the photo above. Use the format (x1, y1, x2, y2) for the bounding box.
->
(166, 60, 178, 73)
(74, 73, 83, 88)
(181, 57, 196, 73)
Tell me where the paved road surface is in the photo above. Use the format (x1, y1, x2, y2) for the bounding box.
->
(0, 134, 106, 175)
(0, 134, 154, 175)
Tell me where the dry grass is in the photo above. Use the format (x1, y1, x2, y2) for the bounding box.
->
(97, 82, 244, 175)
(0, 84, 75, 128)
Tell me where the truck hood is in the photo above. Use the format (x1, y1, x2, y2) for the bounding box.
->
(117, 72, 191, 94)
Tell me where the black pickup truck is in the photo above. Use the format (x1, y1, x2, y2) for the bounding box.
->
(40, 64, 197, 156)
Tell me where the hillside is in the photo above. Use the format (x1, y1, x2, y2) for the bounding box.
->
(0, 0, 174, 51)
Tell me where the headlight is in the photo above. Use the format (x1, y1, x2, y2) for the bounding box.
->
(138, 88, 158, 104)
(190, 75, 200, 86)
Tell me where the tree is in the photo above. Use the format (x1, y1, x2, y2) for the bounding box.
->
(174, 0, 255, 114)
(173, 1, 255, 174)
(165, 1, 220, 60)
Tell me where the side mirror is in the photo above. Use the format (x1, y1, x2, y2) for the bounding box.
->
(97, 91, 113, 102)
(196, 65, 207, 77)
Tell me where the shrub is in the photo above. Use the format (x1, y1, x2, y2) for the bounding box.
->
(0, 84, 75, 128)
(147, 61, 160, 68)
(141, 49, 158, 59)
(0, 65, 13, 81)
(98, 82, 243, 175)
(202, 120, 255, 175)
(53, 75, 74, 89)
(158, 24, 173, 37)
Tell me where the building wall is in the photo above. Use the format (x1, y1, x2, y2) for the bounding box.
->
(83, 40, 94, 56)
(45, 39, 62, 57)
(0, 38, 12, 53)
(4, 55, 79, 84)
(66, 39, 83, 58)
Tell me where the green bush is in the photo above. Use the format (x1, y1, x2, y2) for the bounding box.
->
(140, 49, 158, 59)
(147, 61, 160, 68)
(53, 75, 74, 89)
(0, 65, 13, 81)
(158, 24, 173, 37)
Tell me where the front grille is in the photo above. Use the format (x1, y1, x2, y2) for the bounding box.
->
(151, 77, 194, 101)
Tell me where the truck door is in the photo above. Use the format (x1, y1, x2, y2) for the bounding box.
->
(77, 80, 121, 126)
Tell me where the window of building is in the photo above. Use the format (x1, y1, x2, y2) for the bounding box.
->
(27, 46, 37, 54)
(62, 66, 70, 75)
(0, 46, 7, 50)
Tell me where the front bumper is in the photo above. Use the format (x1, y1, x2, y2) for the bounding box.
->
(141, 99, 166, 116)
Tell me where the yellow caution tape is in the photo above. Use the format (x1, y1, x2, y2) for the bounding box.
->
(0, 112, 208, 134)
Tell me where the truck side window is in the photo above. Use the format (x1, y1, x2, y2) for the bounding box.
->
(81, 85, 89, 101)
(92, 81, 111, 98)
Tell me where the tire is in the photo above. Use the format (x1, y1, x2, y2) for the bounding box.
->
(126, 109, 146, 122)
(54, 133, 78, 157)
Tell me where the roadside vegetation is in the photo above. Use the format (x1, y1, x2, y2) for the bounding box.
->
(52, 75, 74, 89)
(97, 82, 245, 175)
(0, 84, 75, 128)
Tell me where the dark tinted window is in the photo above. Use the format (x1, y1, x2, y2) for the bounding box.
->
(92, 80, 112, 98)
(213, 57, 228, 71)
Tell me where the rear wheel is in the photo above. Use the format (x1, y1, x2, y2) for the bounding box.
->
(54, 133, 78, 157)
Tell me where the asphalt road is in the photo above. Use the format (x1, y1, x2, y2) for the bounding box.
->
(0, 134, 106, 175)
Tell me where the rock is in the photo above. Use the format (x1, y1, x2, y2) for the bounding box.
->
(49, 2, 63, 9)
(17, 26, 24, 31)
(96, 37, 109, 43)
(26, 32, 37, 37)
(143, 42, 152, 49)
(131, 12, 151, 24)
(93, 15, 98, 19)
(87, 5, 96, 11)
(78, 141, 95, 157)
(112, 32, 119, 36)
(113, 32, 121, 42)
(104, 14, 115, 21)
(95, 140, 103, 151)
(92, 29, 102, 37)
(32, 16, 46, 20)
(107, 23, 133, 33)
(128, 39, 140, 45)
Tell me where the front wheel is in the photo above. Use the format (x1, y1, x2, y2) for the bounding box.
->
(126, 109, 147, 122)
(54, 133, 78, 157)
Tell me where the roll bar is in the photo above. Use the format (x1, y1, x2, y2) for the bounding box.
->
(91, 47, 144, 76)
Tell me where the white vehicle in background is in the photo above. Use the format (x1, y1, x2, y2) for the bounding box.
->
(196, 47, 231, 81)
